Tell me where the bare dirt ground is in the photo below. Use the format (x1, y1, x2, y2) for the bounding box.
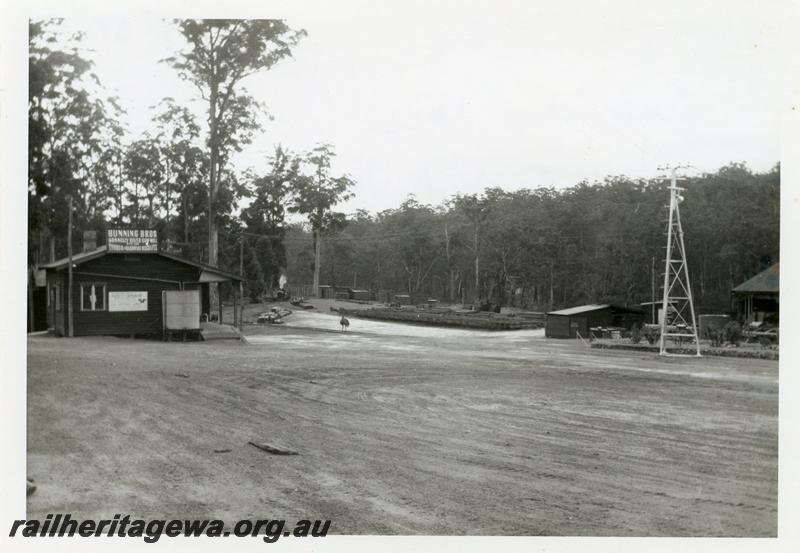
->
(26, 311, 778, 536)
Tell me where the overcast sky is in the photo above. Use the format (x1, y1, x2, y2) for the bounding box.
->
(53, 0, 785, 214)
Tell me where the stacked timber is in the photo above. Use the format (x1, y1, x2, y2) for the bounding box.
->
(336, 307, 544, 330)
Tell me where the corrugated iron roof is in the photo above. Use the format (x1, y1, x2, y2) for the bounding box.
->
(158, 251, 244, 282)
(547, 304, 610, 316)
(732, 263, 779, 294)
(39, 246, 110, 269)
(40, 246, 244, 282)
(547, 304, 645, 316)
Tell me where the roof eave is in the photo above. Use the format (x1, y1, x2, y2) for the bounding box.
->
(40, 246, 109, 270)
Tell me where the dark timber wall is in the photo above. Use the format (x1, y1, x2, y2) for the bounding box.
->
(48, 253, 204, 337)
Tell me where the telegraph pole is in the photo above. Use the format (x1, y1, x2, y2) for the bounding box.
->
(239, 235, 244, 277)
(651, 256, 656, 324)
(67, 195, 74, 337)
(658, 166, 700, 356)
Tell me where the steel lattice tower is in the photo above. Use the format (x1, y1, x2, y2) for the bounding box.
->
(658, 167, 701, 356)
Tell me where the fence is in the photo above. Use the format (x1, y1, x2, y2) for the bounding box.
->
(288, 285, 316, 299)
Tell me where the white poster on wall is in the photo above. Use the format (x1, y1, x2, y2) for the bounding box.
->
(108, 291, 148, 312)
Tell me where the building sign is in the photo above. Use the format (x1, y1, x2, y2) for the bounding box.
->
(107, 229, 158, 252)
(109, 291, 148, 312)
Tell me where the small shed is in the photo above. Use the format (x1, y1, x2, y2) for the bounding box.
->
(639, 300, 677, 325)
(698, 314, 731, 337)
(317, 285, 334, 299)
(350, 289, 370, 301)
(41, 245, 243, 338)
(333, 286, 351, 300)
(545, 304, 646, 339)
(732, 263, 779, 323)
(376, 289, 394, 303)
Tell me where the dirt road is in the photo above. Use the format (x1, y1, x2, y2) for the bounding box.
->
(26, 312, 778, 535)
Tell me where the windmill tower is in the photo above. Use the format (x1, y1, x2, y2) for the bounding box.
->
(658, 166, 701, 356)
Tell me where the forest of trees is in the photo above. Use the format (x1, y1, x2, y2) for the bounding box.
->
(28, 19, 780, 316)
(287, 165, 779, 313)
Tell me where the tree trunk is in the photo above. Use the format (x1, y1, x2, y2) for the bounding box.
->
(208, 82, 220, 311)
(500, 255, 508, 306)
(312, 227, 322, 297)
(473, 226, 480, 301)
(444, 223, 455, 301)
(118, 158, 125, 224)
(133, 182, 140, 224)
(38, 230, 45, 265)
(729, 263, 734, 291)
(208, 81, 219, 267)
(67, 195, 74, 337)
(700, 253, 706, 300)
(330, 243, 336, 288)
(183, 196, 189, 245)
(165, 176, 170, 226)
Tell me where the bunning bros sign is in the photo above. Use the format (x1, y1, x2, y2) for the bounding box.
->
(107, 229, 158, 252)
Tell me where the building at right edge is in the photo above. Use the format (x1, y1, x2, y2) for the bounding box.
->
(732, 263, 779, 325)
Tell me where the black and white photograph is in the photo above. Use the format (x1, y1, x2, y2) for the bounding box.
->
(2, 0, 799, 551)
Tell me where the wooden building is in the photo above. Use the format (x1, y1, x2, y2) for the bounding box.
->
(349, 289, 370, 301)
(732, 263, 779, 324)
(545, 304, 646, 339)
(42, 245, 243, 338)
(317, 285, 334, 299)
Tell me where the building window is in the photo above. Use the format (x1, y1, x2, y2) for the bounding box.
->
(80, 283, 106, 311)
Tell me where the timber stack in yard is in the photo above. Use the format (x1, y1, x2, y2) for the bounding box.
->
(336, 307, 545, 330)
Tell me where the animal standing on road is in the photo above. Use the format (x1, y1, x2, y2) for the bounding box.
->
(340, 316, 350, 332)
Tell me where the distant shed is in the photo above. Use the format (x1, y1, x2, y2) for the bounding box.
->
(545, 304, 645, 339)
(639, 300, 677, 325)
(349, 289, 370, 301)
(317, 285, 334, 299)
(333, 286, 351, 300)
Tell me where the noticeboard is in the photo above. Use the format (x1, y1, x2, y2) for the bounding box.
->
(109, 291, 148, 312)
(163, 290, 200, 330)
(107, 229, 158, 252)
